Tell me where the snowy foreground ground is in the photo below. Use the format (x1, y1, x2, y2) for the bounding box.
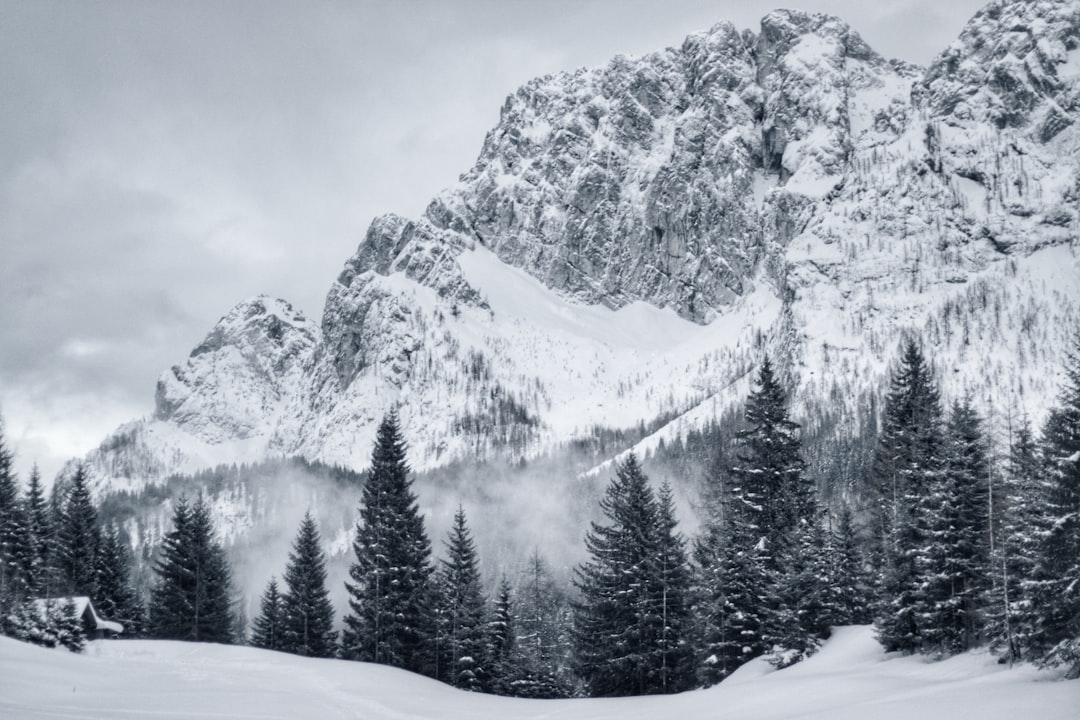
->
(3, 626, 1078, 720)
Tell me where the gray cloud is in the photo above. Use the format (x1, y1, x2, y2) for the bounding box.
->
(0, 0, 987, 483)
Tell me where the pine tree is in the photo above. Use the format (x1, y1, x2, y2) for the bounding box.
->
(871, 340, 944, 653)
(1029, 336, 1080, 675)
(650, 481, 692, 691)
(0, 423, 29, 619)
(435, 507, 489, 690)
(771, 517, 832, 666)
(728, 355, 810, 552)
(6, 597, 85, 650)
(487, 577, 517, 695)
(694, 356, 820, 680)
(55, 465, 100, 598)
(820, 505, 871, 626)
(513, 551, 572, 698)
(575, 453, 681, 696)
(55, 598, 86, 653)
(342, 411, 435, 674)
(914, 398, 991, 655)
(692, 507, 770, 685)
(5, 599, 49, 646)
(989, 419, 1046, 661)
(95, 525, 142, 635)
(149, 497, 234, 643)
(252, 577, 284, 650)
(22, 466, 53, 596)
(280, 512, 337, 658)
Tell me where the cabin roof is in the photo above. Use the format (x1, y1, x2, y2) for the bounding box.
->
(30, 597, 124, 634)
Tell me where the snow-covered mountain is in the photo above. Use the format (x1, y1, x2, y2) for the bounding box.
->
(81, 0, 1080, 497)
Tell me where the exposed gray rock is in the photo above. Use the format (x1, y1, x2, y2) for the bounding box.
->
(81, 0, 1080, 494)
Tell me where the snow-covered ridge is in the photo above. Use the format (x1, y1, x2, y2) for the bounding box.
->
(80, 0, 1080, 500)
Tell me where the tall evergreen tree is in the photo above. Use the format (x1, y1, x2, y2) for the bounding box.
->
(771, 517, 833, 665)
(435, 507, 489, 690)
(252, 577, 284, 651)
(692, 500, 771, 685)
(342, 411, 435, 675)
(989, 419, 1046, 661)
(694, 356, 820, 681)
(914, 398, 991, 655)
(0, 422, 29, 619)
(22, 466, 53, 596)
(650, 481, 692, 691)
(95, 525, 142, 635)
(149, 497, 234, 643)
(1029, 336, 1080, 675)
(871, 340, 944, 653)
(728, 355, 810, 552)
(280, 512, 337, 658)
(55, 465, 100, 598)
(820, 505, 871, 627)
(574, 453, 687, 696)
(487, 577, 517, 695)
(513, 551, 572, 698)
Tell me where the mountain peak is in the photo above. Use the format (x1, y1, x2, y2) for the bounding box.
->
(154, 295, 319, 442)
(80, 1, 1080, 499)
(921, 0, 1080, 134)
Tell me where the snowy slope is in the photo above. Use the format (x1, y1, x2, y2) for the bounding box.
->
(78, 0, 1080, 498)
(3, 626, 1078, 720)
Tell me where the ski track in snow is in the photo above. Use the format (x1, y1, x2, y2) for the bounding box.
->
(3, 626, 1078, 720)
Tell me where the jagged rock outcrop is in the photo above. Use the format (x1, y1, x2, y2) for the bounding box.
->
(82, 0, 1080, 496)
(154, 296, 319, 444)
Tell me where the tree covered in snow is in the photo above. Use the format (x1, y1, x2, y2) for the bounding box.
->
(651, 480, 693, 690)
(252, 576, 284, 651)
(729, 356, 812, 554)
(1029, 335, 1080, 676)
(433, 507, 489, 691)
(21, 466, 53, 597)
(54, 465, 100, 599)
(573, 453, 691, 696)
(770, 516, 834, 666)
(987, 418, 1046, 662)
(872, 340, 944, 653)
(95, 524, 143, 637)
(280, 512, 337, 658)
(694, 356, 826, 679)
(149, 497, 234, 643)
(913, 397, 991, 656)
(820, 504, 872, 627)
(692, 507, 770, 685)
(508, 550, 574, 698)
(0, 421, 29, 620)
(487, 577, 517, 695)
(342, 411, 436, 675)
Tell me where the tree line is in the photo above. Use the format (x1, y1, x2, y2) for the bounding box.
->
(0, 451, 144, 648)
(1, 333, 1077, 692)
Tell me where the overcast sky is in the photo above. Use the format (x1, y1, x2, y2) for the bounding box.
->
(0, 0, 990, 483)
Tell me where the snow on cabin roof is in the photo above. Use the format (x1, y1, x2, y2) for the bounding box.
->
(29, 596, 124, 634)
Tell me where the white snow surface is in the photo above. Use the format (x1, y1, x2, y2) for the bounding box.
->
(3, 626, 1078, 720)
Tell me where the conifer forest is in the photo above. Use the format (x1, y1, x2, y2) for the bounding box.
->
(2, 334, 1079, 695)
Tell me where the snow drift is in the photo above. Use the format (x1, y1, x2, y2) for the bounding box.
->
(3, 626, 1078, 720)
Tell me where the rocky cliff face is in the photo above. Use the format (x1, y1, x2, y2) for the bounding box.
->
(81, 0, 1080, 495)
(154, 296, 319, 443)
(380, 10, 923, 323)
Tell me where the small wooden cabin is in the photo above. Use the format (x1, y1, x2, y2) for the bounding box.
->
(31, 597, 124, 639)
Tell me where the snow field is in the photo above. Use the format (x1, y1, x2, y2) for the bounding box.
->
(3, 626, 1078, 720)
